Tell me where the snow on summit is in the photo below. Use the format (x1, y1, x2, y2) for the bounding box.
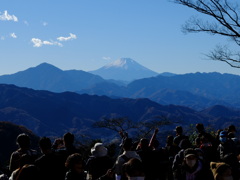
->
(89, 58, 159, 82)
(105, 58, 135, 69)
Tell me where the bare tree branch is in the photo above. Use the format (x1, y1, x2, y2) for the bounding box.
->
(92, 117, 138, 133)
(173, 0, 240, 68)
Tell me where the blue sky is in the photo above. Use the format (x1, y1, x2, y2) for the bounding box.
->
(0, 0, 239, 76)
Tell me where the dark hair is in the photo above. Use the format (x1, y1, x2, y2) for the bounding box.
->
(122, 158, 144, 177)
(196, 123, 204, 131)
(175, 126, 183, 134)
(65, 153, 84, 169)
(17, 133, 30, 148)
(123, 138, 133, 150)
(139, 138, 149, 150)
(228, 125, 236, 132)
(16, 164, 39, 180)
(64, 132, 74, 146)
(166, 135, 174, 146)
(39, 137, 52, 150)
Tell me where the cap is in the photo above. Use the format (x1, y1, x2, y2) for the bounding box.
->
(184, 148, 197, 158)
(91, 143, 108, 157)
(219, 131, 227, 137)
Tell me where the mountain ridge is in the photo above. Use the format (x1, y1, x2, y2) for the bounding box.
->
(0, 84, 239, 139)
(0, 62, 240, 110)
(89, 58, 159, 81)
(0, 63, 106, 92)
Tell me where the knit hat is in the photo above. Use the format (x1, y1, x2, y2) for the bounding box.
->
(91, 143, 108, 157)
(184, 148, 197, 158)
(210, 162, 231, 179)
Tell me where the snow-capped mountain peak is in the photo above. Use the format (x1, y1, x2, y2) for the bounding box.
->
(105, 58, 135, 69)
(89, 58, 159, 82)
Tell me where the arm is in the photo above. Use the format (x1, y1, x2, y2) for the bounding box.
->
(149, 128, 159, 149)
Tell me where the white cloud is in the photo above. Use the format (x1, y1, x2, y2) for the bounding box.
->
(57, 33, 77, 41)
(10, 33, 17, 38)
(102, 57, 111, 60)
(31, 38, 42, 47)
(0, 10, 18, 22)
(31, 38, 63, 47)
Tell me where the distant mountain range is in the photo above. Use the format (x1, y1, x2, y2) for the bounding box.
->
(0, 84, 239, 140)
(0, 60, 240, 110)
(89, 58, 159, 81)
(0, 63, 106, 92)
(79, 72, 240, 110)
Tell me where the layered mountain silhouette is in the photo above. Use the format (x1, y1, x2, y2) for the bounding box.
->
(0, 62, 240, 110)
(89, 58, 159, 81)
(0, 63, 105, 92)
(80, 72, 240, 109)
(0, 84, 239, 139)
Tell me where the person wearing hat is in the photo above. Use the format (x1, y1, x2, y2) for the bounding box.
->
(172, 139, 192, 171)
(173, 148, 214, 180)
(86, 143, 113, 180)
(217, 131, 237, 161)
(210, 162, 233, 180)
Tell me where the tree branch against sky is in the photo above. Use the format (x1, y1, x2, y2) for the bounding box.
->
(172, 0, 240, 68)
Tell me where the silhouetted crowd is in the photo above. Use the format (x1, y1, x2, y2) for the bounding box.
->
(0, 123, 239, 180)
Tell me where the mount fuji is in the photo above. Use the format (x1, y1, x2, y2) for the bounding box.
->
(89, 58, 158, 82)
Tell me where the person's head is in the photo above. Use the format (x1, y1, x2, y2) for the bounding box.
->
(227, 125, 236, 134)
(222, 153, 239, 168)
(195, 137, 201, 148)
(17, 133, 30, 149)
(122, 158, 144, 179)
(138, 138, 149, 150)
(210, 162, 232, 180)
(91, 142, 108, 157)
(179, 139, 191, 150)
(196, 123, 204, 133)
(175, 126, 183, 135)
(123, 138, 133, 151)
(200, 133, 212, 145)
(63, 132, 74, 147)
(65, 153, 84, 174)
(39, 137, 52, 154)
(166, 135, 174, 146)
(216, 129, 224, 138)
(184, 148, 198, 169)
(16, 164, 40, 180)
(219, 131, 228, 143)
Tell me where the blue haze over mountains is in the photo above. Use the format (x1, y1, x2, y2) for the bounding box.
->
(0, 58, 239, 110)
(0, 84, 240, 139)
(0, 58, 240, 138)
